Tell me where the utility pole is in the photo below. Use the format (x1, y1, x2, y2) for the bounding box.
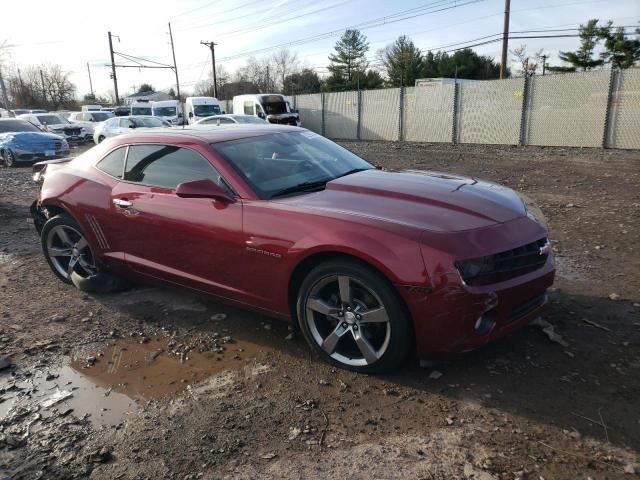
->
(108, 32, 120, 104)
(541, 54, 547, 75)
(87, 62, 94, 98)
(200, 41, 218, 98)
(499, 0, 510, 79)
(40, 69, 47, 103)
(168, 22, 181, 101)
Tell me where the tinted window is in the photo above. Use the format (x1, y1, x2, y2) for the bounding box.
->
(36, 114, 67, 125)
(193, 104, 220, 116)
(0, 119, 41, 132)
(124, 145, 222, 189)
(243, 101, 254, 115)
(97, 147, 126, 179)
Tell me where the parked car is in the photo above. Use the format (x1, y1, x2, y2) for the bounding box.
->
(0, 118, 69, 167)
(185, 96, 221, 124)
(30, 126, 554, 373)
(233, 94, 300, 126)
(29, 109, 48, 114)
(152, 100, 184, 126)
(54, 111, 72, 120)
(0, 108, 11, 118)
(69, 111, 115, 141)
(193, 114, 268, 128)
(82, 105, 102, 112)
(101, 108, 115, 113)
(19, 113, 86, 144)
(130, 102, 152, 116)
(93, 115, 171, 144)
(113, 106, 131, 117)
(11, 109, 30, 116)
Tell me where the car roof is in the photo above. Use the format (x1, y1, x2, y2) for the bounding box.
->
(113, 125, 304, 144)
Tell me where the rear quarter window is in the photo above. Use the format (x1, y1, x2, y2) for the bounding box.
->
(96, 147, 127, 179)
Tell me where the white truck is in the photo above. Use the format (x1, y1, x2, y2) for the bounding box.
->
(152, 99, 184, 126)
(131, 101, 153, 116)
(82, 104, 102, 111)
(185, 97, 222, 124)
(232, 94, 300, 126)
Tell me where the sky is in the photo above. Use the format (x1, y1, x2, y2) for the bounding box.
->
(1, 0, 638, 100)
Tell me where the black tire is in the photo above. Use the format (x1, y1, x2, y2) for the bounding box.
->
(296, 258, 412, 373)
(41, 213, 128, 293)
(3, 149, 16, 167)
(98, 135, 105, 143)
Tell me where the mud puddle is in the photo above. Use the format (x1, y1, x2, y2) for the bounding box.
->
(0, 334, 269, 426)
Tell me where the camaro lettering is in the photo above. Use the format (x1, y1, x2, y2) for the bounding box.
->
(246, 246, 282, 259)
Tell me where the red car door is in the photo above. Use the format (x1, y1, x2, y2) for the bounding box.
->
(110, 143, 256, 303)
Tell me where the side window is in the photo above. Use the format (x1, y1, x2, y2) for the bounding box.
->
(96, 147, 126, 179)
(218, 117, 234, 124)
(124, 145, 223, 189)
(119, 118, 132, 128)
(243, 101, 254, 115)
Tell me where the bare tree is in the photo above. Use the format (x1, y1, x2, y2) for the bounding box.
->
(272, 49, 299, 92)
(510, 45, 545, 76)
(7, 63, 76, 109)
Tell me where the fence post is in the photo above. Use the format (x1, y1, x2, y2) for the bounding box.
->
(452, 82, 460, 144)
(519, 74, 531, 146)
(357, 89, 362, 140)
(321, 92, 326, 137)
(398, 86, 405, 141)
(602, 68, 618, 149)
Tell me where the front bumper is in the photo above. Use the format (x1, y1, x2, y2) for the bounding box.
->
(400, 257, 555, 359)
(11, 147, 70, 162)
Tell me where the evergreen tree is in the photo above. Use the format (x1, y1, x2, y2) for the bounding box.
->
(380, 36, 423, 87)
(327, 29, 370, 90)
(599, 24, 640, 68)
(557, 19, 607, 71)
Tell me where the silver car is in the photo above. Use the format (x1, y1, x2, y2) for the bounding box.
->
(93, 115, 172, 144)
(193, 114, 268, 128)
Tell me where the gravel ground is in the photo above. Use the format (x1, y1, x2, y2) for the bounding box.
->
(0, 141, 639, 479)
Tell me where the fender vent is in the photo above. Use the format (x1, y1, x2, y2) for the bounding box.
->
(85, 214, 110, 250)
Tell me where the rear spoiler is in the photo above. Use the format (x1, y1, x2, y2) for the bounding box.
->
(32, 157, 73, 181)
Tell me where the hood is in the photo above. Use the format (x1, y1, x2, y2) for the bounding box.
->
(282, 169, 526, 233)
(0, 131, 64, 144)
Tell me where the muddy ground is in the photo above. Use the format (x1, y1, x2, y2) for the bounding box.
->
(0, 141, 639, 480)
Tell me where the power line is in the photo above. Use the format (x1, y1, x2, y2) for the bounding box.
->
(218, 0, 485, 62)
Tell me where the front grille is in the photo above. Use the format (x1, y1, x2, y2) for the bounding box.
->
(54, 141, 62, 149)
(456, 238, 549, 286)
(64, 128, 81, 136)
(506, 293, 547, 323)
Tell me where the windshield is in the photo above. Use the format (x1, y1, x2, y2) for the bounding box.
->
(194, 104, 220, 116)
(260, 96, 288, 115)
(0, 120, 41, 133)
(131, 107, 153, 116)
(132, 117, 167, 128)
(212, 131, 372, 199)
(37, 114, 68, 125)
(235, 116, 266, 124)
(91, 112, 113, 121)
(154, 106, 177, 117)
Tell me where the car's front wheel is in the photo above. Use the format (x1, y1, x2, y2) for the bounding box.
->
(97, 135, 105, 143)
(297, 259, 412, 373)
(41, 213, 127, 292)
(2, 149, 16, 167)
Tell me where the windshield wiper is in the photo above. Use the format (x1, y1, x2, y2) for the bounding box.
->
(334, 167, 372, 179)
(270, 178, 331, 198)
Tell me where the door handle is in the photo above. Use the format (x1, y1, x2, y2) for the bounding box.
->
(112, 198, 133, 208)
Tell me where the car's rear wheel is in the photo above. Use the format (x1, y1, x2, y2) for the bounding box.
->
(297, 259, 412, 373)
(2, 149, 16, 167)
(41, 214, 127, 292)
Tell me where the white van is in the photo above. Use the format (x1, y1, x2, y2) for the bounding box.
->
(131, 101, 153, 116)
(232, 94, 300, 126)
(152, 100, 184, 126)
(185, 97, 221, 124)
(82, 104, 102, 112)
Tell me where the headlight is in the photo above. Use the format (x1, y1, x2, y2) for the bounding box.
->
(518, 192, 547, 227)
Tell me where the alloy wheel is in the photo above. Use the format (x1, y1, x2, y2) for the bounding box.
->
(305, 275, 391, 367)
(46, 225, 96, 280)
(3, 150, 15, 167)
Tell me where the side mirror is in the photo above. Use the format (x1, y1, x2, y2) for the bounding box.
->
(188, 112, 193, 118)
(176, 179, 235, 203)
(178, 113, 183, 118)
(129, 124, 136, 129)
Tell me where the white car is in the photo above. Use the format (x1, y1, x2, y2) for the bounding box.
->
(68, 111, 114, 140)
(18, 113, 87, 144)
(193, 114, 268, 128)
(93, 115, 172, 144)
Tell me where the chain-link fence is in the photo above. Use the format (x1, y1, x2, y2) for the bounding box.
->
(293, 68, 640, 150)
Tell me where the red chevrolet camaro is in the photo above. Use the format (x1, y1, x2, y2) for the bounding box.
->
(31, 126, 554, 372)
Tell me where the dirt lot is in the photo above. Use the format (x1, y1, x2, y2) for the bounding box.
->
(1, 141, 639, 479)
